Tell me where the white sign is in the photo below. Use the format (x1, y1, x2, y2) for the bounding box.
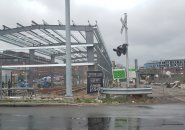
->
(129, 70, 136, 78)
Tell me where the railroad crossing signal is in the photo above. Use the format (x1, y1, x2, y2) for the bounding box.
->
(113, 13, 130, 87)
(113, 44, 128, 56)
(120, 17, 127, 34)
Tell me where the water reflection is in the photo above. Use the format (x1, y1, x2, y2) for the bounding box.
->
(0, 114, 184, 130)
(88, 117, 111, 130)
(0, 114, 2, 129)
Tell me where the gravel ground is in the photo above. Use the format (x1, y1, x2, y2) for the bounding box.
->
(150, 85, 185, 103)
(1, 85, 185, 105)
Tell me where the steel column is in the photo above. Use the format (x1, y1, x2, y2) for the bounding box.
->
(29, 50, 35, 64)
(51, 55, 55, 88)
(29, 49, 35, 87)
(65, 0, 73, 97)
(86, 30, 94, 71)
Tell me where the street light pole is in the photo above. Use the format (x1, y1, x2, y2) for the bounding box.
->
(65, 0, 73, 97)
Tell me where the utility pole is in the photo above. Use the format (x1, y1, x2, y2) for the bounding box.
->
(121, 13, 129, 88)
(65, 0, 73, 97)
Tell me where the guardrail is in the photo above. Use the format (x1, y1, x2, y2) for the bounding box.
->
(100, 87, 152, 95)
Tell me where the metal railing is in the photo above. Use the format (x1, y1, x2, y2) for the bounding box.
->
(100, 87, 152, 95)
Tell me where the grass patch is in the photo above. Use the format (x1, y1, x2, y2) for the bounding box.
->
(101, 95, 156, 104)
(101, 96, 128, 104)
(75, 98, 96, 103)
(0, 95, 159, 105)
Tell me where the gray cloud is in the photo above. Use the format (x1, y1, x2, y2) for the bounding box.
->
(0, 0, 185, 66)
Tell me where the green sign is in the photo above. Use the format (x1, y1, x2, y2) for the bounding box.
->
(113, 69, 126, 79)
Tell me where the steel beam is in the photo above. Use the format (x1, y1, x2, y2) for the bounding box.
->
(72, 20, 86, 40)
(0, 35, 59, 58)
(0, 25, 95, 36)
(2, 62, 95, 68)
(32, 21, 65, 44)
(4, 24, 40, 46)
(41, 20, 85, 59)
(53, 51, 87, 57)
(16, 23, 64, 55)
(42, 20, 66, 41)
(0, 44, 94, 51)
(71, 56, 87, 60)
(94, 28, 112, 66)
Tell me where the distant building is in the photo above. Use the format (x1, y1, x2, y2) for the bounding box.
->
(0, 51, 87, 87)
(144, 61, 161, 69)
(0, 50, 51, 65)
(0, 51, 64, 87)
(144, 59, 185, 69)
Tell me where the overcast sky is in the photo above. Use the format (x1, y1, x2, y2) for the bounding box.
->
(0, 0, 185, 66)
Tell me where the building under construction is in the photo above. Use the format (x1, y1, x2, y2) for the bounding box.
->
(0, 21, 112, 96)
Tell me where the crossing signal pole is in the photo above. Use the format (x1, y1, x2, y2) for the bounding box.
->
(120, 13, 129, 88)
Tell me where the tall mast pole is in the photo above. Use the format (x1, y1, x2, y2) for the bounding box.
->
(65, 0, 73, 97)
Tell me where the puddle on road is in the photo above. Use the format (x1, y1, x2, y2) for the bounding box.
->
(136, 105, 153, 109)
(0, 114, 184, 130)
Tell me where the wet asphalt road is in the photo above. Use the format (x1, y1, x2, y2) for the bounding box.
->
(0, 103, 185, 130)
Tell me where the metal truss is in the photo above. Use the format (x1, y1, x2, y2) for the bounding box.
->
(0, 21, 112, 79)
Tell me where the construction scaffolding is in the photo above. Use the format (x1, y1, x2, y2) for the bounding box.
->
(0, 21, 112, 97)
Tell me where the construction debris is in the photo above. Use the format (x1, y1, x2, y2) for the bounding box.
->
(178, 84, 185, 89)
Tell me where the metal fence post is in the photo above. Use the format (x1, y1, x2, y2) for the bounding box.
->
(135, 59, 139, 88)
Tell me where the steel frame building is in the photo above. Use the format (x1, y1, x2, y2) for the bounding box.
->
(0, 21, 112, 87)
